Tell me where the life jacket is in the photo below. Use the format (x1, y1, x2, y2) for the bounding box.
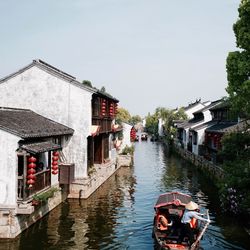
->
(157, 214, 169, 231)
(189, 217, 197, 228)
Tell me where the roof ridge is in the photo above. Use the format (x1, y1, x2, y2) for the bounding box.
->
(34, 59, 76, 80)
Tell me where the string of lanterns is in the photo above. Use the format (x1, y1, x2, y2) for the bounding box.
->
(27, 156, 37, 188)
(51, 151, 59, 175)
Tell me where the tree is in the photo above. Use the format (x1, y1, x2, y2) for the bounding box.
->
(219, 132, 250, 215)
(226, 0, 250, 118)
(145, 113, 158, 135)
(82, 80, 92, 87)
(129, 115, 142, 125)
(220, 0, 250, 215)
(155, 107, 187, 138)
(116, 107, 131, 124)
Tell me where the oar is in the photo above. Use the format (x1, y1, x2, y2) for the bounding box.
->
(190, 210, 210, 250)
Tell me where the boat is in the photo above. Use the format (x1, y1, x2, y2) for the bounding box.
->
(152, 192, 210, 250)
(134, 135, 139, 141)
(150, 134, 158, 142)
(141, 133, 148, 141)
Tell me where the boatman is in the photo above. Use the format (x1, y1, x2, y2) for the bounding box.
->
(178, 201, 210, 246)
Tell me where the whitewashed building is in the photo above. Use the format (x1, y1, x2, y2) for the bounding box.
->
(0, 107, 74, 238)
(176, 100, 211, 150)
(189, 100, 222, 155)
(0, 59, 127, 238)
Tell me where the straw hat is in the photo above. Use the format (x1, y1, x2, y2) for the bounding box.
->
(185, 201, 199, 210)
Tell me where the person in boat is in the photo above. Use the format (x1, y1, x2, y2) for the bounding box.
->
(157, 209, 173, 231)
(178, 201, 210, 246)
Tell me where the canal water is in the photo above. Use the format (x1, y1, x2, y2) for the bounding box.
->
(1, 141, 249, 249)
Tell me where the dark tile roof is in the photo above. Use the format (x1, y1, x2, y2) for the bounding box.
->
(209, 100, 230, 111)
(20, 141, 62, 154)
(0, 107, 74, 138)
(205, 122, 238, 133)
(176, 118, 204, 129)
(193, 100, 222, 114)
(190, 121, 217, 132)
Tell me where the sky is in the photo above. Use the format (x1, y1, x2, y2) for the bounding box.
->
(0, 0, 240, 117)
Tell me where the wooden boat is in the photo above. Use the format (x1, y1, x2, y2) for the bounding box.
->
(152, 192, 210, 250)
(141, 133, 148, 141)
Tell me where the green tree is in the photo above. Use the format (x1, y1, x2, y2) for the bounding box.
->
(226, 0, 250, 118)
(129, 115, 142, 125)
(219, 132, 250, 215)
(220, 1, 250, 215)
(82, 80, 93, 87)
(116, 107, 131, 124)
(155, 107, 187, 138)
(145, 112, 158, 135)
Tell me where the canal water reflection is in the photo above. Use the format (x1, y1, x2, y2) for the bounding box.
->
(1, 141, 249, 249)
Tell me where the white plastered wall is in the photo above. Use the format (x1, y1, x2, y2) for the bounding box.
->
(0, 130, 19, 206)
(0, 66, 93, 178)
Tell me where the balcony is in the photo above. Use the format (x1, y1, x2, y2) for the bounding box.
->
(92, 118, 112, 133)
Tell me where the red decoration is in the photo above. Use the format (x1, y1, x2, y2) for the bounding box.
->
(53, 151, 59, 156)
(28, 156, 37, 163)
(130, 127, 137, 141)
(109, 103, 114, 116)
(27, 156, 37, 188)
(51, 151, 59, 175)
(28, 168, 36, 175)
(52, 156, 59, 161)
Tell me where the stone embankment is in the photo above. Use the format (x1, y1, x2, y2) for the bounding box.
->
(173, 145, 225, 179)
(68, 154, 133, 199)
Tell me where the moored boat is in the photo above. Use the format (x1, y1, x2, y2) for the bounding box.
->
(141, 133, 148, 141)
(152, 192, 210, 250)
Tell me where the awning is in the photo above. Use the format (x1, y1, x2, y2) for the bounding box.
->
(20, 141, 62, 154)
(91, 125, 100, 136)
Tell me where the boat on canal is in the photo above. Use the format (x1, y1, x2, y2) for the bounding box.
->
(141, 133, 148, 141)
(152, 192, 210, 250)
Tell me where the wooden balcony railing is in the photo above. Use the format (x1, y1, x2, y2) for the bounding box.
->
(18, 169, 51, 200)
(92, 118, 112, 133)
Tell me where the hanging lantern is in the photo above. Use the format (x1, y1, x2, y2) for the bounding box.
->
(51, 151, 59, 175)
(101, 99, 106, 116)
(27, 156, 37, 188)
(114, 103, 118, 114)
(130, 127, 137, 141)
(109, 103, 114, 116)
(27, 168, 36, 175)
(52, 156, 59, 161)
(28, 156, 37, 163)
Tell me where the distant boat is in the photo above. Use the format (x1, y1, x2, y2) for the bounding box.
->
(141, 133, 148, 141)
(152, 192, 210, 250)
(150, 134, 158, 142)
(134, 135, 139, 141)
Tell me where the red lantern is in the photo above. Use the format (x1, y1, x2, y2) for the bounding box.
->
(53, 151, 59, 156)
(28, 162, 36, 169)
(28, 168, 36, 175)
(51, 151, 59, 175)
(27, 156, 37, 188)
(28, 156, 37, 163)
(52, 156, 58, 161)
(52, 165, 58, 170)
(27, 174, 36, 180)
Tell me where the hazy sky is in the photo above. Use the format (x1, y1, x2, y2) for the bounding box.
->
(0, 0, 240, 117)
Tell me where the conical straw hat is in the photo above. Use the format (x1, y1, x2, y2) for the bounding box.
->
(185, 201, 198, 210)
